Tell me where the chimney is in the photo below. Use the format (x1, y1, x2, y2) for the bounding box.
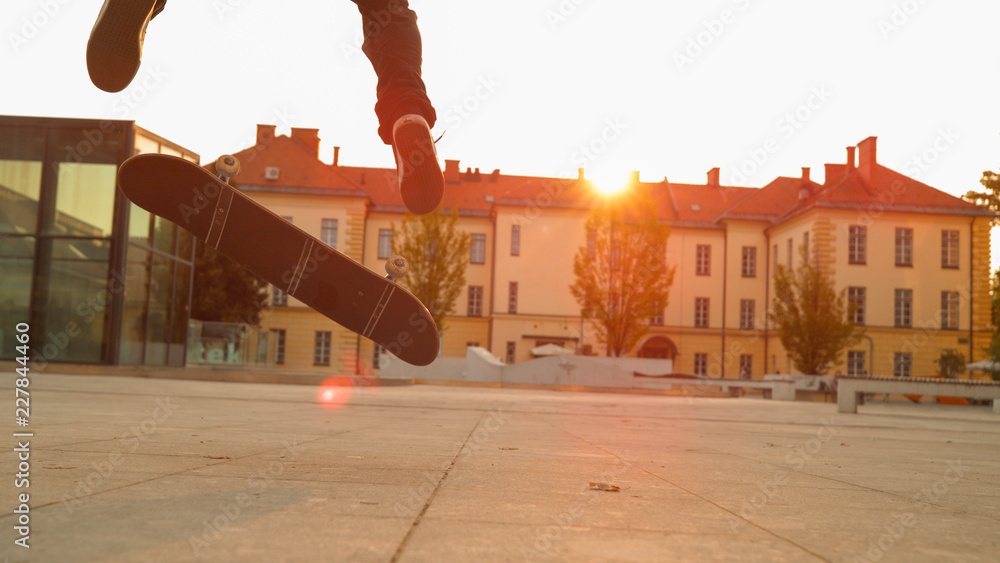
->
(707, 167, 720, 187)
(578, 168, 585, 180)
(825, 163, 845, 185)
(490, 169, 500, 183)
(629, 170, 641, 184)
(333, 146, 340, 166)
(858, 136, 877, 179)
(801, 167, 811, 182)
(256, 124, 276, 146)
(290, 127, 320, 157)
(846, 146, 856, 170)
(444, 159, 461, 184)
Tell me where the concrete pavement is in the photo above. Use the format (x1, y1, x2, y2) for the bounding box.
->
(1, 374, 998, 562)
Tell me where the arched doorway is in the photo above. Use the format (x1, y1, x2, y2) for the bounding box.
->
(638, 336, 677, 360)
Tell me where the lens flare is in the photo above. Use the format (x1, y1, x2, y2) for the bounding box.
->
(316, 376, 354, 409)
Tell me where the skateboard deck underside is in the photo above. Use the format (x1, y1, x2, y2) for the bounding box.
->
(117, 154, 439, 366)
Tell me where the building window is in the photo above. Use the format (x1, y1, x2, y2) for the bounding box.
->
(941, 291, 959, 330)
(470, 234, 486, 264)
(739, 355, 753, 379)
(314, 331, 332, 366)
(773, 244, 779, 275)
(848, 351, 867, 376)
(848, 287, 866, 326)
(941, 230, 959, 269)
(373, 344, 383, 369)
(803, 232, 810, 264)
(741, 246, 757, 278)
(895, 228, 912, 267)
(272, 286, 287, 307)
(506, 342, 516, 364)
(511, 225, 520, 256)
(694, 297, 709, 328)
(895, 289, 913, 328)
(849, 225, 866, 265)
(740, 299, 755, 331)
(378, 229, 393, 259)
(787, 238, 793, 268)
(508, 282, 518, 314)
(468, 286, 483, 317)
(321, 219, 338, 249)
(694, 353, 708, 376)
(650, 308, 664, 326)
(894, 353, 912, 378)
(696, 244, 711, 276)
(272, 329, 286, 365)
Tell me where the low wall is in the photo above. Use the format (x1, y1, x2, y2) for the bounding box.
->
(380, 347, 681, 389)
(378, 355, 466, 381)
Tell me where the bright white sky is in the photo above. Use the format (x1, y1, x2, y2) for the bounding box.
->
(4, 0, 1000, 256)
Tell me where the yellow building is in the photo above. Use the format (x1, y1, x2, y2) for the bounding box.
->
(222, 127, 993, 377)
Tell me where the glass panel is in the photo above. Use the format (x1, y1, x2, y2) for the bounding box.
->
(53, 162, 118, 238)
(119, 245, 150, 365)
(168, 263, 191, 366)
(0, 125, 45, 234)
(176, 228, 194, 263)
(144, 253, 174, 365)
(38, 238, 112, 363)
(134, 134, 160, 156)
(127, 202, 152, 246)
(0, 236, 35, 359)
(153, 215, 176, 255)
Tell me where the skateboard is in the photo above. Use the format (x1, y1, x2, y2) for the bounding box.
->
(117, 153, 440, 366)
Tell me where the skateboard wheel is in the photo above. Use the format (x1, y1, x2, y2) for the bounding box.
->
(215, 155, 241, 179)
(385, 255, 408, 280)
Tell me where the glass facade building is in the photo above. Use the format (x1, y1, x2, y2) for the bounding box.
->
(0, 115, 198, 367)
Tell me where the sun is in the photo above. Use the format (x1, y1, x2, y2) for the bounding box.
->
(587, 168, 631, 196)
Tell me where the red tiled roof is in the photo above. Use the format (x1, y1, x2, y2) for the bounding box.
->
(777, 164, 990, 223)
(211, 129, 993, 225)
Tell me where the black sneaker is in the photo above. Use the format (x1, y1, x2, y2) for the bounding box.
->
(86, 0, 166, 93)
(392, 114, 444, 215)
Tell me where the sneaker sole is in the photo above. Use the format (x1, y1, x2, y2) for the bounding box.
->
(395, 121, 444, 215)
(86, 0, 159, 93)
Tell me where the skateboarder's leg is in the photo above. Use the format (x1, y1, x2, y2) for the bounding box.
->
(351, 0, 443, 214)
(87, 0, 167, 92)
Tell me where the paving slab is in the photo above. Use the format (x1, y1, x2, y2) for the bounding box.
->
(0, 374, 998, 562)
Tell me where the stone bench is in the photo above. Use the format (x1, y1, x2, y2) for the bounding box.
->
(836, 376, 1000, 414)
(633, 377, 798, 401)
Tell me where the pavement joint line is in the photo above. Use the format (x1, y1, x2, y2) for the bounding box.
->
(389, 410, 488, 563)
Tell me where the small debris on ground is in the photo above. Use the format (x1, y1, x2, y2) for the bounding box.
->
(589, 482, 621, 492)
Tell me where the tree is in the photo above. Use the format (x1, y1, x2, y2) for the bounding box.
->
(984, 268, 1000, 381)
(962, 169, 1000, 225)
(938, 349, 966, 379)
(570, 187, 675, 357)
(191, 241, 269, 326)
(965, 170, 1000, 380)
(769, 246, 862, 375)
(391, 207, 472, 334)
